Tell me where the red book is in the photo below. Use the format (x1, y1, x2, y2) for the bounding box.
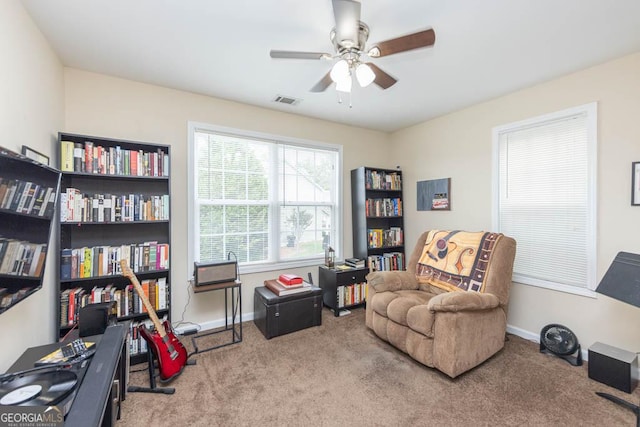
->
(278, 274, 303, 286)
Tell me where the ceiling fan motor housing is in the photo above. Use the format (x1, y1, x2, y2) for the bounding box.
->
(330, 22, 369, 53)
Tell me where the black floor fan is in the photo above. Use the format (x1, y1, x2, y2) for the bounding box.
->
(539, 324, 583, 366)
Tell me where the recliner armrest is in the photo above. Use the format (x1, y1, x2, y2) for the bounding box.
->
(427, 291, 500, 312)
(366, 270, 419, 293)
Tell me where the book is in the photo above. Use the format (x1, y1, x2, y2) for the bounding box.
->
(157, 277, 167, 309)
(278, 274, 303, 286)
(60, 248, 72, 279)
(60, 141, 75, 172)
(276, 279, 303, 288)
(345, 257, 365, 268)
(73, 142, 84, 172)
(264, 279, 312, 296)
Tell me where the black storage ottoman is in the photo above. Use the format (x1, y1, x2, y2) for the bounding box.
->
(253, 286, 322, 339)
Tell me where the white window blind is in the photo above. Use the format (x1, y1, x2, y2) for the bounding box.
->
(493, 103, 597, 293)
(189, 123, 341, 272)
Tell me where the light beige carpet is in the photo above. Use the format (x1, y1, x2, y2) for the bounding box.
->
(118, 308, 639, 426)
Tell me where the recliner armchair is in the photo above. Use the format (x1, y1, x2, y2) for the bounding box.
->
(365, 230, 516, 378)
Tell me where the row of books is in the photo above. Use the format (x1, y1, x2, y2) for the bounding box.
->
(60, 278, 168, 327)
(368, 252, 405, 272)
(0, 287, 33, 310)
(365, 197, 403, 217)
(0, 240, 47, 277)
(61, 188, 169, 223)
(60, 140, 169, 177)
(364, 170, 402, 191)
(0, 178, 57, 217)
(60, 242, 170, 280)
(128, 317, 169, 356)
(337, 282, 367, 308)
(367, 227, 404, 249)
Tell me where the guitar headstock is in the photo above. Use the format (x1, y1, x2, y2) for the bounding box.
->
(119, 259, 134, 280)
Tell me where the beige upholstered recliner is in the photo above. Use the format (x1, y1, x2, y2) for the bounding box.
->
(366, 230, 516, 378)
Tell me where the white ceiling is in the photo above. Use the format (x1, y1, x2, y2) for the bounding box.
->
(20, 0, 640, 132)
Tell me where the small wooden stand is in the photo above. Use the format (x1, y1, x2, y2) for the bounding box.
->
(191, 280, 242, 354)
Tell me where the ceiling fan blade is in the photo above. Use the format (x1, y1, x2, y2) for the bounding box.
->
(270, 50, 331, 60)
(310, 72, 333, 92)
(365, 63, 397, 89)
(332, 0, 361, 47)
(368, 29, 435, 58)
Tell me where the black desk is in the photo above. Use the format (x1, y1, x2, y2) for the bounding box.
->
(5, 324, 128, 427)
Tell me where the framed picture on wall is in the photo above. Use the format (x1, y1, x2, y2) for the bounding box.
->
(633, 162, 640, 206)
(21, 145, 50, 166)
(417, 178, 451, 211)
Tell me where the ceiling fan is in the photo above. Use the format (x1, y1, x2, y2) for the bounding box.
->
(270, 0, 435, 93)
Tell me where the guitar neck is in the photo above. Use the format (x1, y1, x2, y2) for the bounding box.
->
(120, 260, 166, 338)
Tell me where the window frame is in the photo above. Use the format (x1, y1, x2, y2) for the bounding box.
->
(187, 121, 343, 276)
(491, 102, 598, 297)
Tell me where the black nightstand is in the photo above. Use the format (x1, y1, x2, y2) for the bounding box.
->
(318, 265, 368, 316)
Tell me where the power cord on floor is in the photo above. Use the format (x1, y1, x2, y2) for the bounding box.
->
(171, 277, 200, 334)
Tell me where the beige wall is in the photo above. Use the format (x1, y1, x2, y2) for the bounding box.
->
(63, 69, 391, 327)
(0, 1, 64, 371)
(391, 52, 640, 353)
(4, 0, 638, 372)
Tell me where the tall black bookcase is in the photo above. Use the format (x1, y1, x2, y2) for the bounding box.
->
(57, 132, 171, 364)
(351, 167, 405, 271)
(0, 146, 60, 314)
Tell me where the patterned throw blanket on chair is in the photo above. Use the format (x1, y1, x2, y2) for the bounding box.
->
(416, 230, 503, 292)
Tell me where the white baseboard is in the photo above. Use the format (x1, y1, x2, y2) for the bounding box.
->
(174, 312, 255, 335)
(506, 324, 539, 343)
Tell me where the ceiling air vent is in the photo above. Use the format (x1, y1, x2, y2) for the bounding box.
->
(272, 95, 301, 106)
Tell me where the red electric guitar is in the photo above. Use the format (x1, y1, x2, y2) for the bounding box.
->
(120, 259, 188, 382)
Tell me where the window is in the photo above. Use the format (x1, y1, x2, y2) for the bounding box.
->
(492, 103, 597, 296)
(188, 122, 341, 273)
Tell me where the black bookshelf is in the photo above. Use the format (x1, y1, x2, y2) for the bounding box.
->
(351, 167, 405, 271)
(0, 146, 61, 314)
(57, 132, 171, 364)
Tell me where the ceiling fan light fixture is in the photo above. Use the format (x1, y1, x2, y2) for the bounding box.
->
(335, 74, 352, 93)
(330, 59, 350, 83)
(355, 63, 375, 87)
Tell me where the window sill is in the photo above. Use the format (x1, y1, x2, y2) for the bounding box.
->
(239, 258, 327, 275)
(513, 274, 597, 298)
